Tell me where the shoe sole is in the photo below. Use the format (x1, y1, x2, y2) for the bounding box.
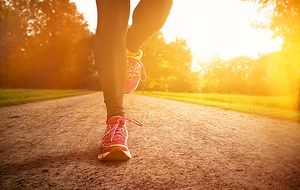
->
(98, 147, 131, 161)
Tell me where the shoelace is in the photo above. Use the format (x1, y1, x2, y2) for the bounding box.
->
(127, 59, 146, 82)
(101, 117, 143, 144)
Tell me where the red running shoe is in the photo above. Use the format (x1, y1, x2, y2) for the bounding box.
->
(124, 51, 146, 94)
(125, 25, 146, 94)
(98, 116, 143, 161)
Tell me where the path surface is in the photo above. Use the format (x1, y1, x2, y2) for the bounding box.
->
(0, 92, 300, 190)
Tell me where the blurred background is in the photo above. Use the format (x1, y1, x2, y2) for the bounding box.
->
(0, 0, 299, 99)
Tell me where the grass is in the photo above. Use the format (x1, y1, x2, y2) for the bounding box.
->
(135, 91, 300, 121)
(0, 89, 96, 108)
(2, 89, 298, 121)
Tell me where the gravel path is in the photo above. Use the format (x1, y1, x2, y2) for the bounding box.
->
(0, 92, 299, 189)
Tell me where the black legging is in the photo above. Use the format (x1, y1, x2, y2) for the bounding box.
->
(94, 0, 173, 121)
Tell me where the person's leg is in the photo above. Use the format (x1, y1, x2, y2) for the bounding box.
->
(94, 0, 130, 121)
(126, 0, 173, 54)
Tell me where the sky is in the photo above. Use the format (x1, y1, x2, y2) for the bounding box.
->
(71, 0, 282, 63)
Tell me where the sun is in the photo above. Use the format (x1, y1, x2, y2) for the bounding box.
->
(161, 0, 282, 60)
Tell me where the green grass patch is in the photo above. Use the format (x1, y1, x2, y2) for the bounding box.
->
(0, 89, 96, 108)
(135, 91, 300, 121)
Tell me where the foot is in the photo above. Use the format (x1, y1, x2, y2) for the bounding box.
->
(124, 50, 146, 94)
(126, 49, 143, 59)
(125, 25, 146, 94)
(98, 116, 143, 161)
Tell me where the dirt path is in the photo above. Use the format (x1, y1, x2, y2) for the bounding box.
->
(0, 92, 299, 190)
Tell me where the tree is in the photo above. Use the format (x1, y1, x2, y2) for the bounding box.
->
(163, 37, 194, 92)
(197, 54, 222, 93)
(25, 0, 92, 89)
(247, 54, 269, 95)
(243, 0, 299, 51)
(197, 53, 270, 95)
(0, 0, 96, 89)
(138, 32, 194, 92)
(0, 0, 31, 87)
(242, 0, 300, 96)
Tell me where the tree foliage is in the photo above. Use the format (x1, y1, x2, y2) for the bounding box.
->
(197, 54, 270, 95)
(138, 0, 299, 95)
(138, 32, 197, 92)
(195, 50, 298, 96)
(242, 0, 300, 96)
(1, 0, 298, 96)
(0, 0, 196, 92)
(0, 0, 98, 89)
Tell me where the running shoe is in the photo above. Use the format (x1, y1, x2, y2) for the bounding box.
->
(125, 25, 146, 94)
(98, 116, 143, 161)
(124, 50, 146, 94)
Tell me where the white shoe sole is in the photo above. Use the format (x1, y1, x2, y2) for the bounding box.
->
(98, 147, 131, 161)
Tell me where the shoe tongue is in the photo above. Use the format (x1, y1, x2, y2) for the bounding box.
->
(107, 116, 126, 126)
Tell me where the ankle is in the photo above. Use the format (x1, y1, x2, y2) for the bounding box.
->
(127, 49, 143, 59)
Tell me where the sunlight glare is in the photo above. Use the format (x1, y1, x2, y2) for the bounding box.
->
(71, 0, 283, 61)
